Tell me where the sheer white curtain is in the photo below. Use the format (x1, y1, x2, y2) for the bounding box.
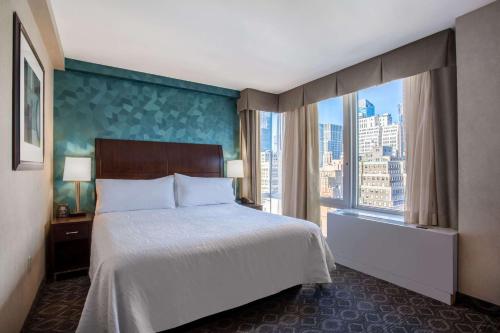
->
(282, 104, 320, 224)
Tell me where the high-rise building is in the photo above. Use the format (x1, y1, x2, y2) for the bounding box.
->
(357, 98, 406, 211)
(260, 151, 271, 195)
(260, 112, 272, 151)
(381, 124, 401, 157)
(319, 99, 405, 210)
(358, 99, 375, 118)
(320, 159, 343, 199)
(260, 150, 282, 208)
(358, 112, 402, 157)
(260, 112, 283, 214)
(319, 124, 343, 167)
(358, 147, 405, 210)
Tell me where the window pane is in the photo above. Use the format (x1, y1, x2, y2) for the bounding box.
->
(318, 97, 344, 200)
(260, 112, 283, 214)
(356, 80, 406, 211)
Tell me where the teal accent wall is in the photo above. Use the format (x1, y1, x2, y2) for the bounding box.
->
(54, 59, 239, 212)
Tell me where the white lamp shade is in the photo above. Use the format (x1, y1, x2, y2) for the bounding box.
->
(227, 160, 244, 178)
(63, 157, 91, 182)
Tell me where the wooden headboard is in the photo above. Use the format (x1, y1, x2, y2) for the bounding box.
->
(95, 138, 224, 179)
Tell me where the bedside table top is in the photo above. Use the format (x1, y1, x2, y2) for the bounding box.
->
(52, 213, 94, 225)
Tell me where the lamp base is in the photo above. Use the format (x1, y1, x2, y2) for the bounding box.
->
(71, 181, 85, 218)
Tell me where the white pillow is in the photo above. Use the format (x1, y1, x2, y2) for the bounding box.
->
(95, 176, 176, 214)
(174, 173, 234, 207)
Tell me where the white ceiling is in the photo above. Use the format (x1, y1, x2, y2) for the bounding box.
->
(50, 0, 494, 93)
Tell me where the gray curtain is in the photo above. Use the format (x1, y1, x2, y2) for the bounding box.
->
(404, 67, 457, 229)
(282, 104, 320, 224)
(430, 66, 458, 229)
(239, 110, 261, 204)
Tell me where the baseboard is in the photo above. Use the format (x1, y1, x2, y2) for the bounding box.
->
(456, 292, 500, 317)
(335, 254, 454, 305)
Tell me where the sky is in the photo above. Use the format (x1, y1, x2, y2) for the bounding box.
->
(318, 79, 403, 125)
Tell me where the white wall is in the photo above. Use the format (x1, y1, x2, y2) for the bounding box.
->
(456, 0, 500, 306)
(0, 0, 54, 331)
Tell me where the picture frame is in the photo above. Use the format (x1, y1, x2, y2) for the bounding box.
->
(12, 13, 45, 170)
(55, 203, 70, 218)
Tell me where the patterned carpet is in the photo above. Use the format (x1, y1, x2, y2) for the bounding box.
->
(23, 265, 500, 333)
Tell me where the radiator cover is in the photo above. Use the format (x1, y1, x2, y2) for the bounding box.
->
(327, 211, 457, 304)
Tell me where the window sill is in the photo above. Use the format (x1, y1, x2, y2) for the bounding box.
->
(329, 208, 457, 235)
(334, 208, 404, 225)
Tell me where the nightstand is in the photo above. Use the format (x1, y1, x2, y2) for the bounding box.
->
(237, 201, 263, 211)
(49, 213, 93, 280)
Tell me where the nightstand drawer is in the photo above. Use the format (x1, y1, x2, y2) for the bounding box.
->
(53, 222, 89, 242)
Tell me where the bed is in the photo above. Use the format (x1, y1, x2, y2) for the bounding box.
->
(76, 138, 335, 333)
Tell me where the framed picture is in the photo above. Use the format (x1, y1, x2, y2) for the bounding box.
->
(55, 203, 70, 218)
(12, 13, 45, 170)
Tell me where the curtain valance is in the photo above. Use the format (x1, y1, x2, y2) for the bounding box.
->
(381, 29, 455, 83)
(303, 73, 337, 105)
(278, 86, 304, 113)
(337, 57, 382, 96)
(238, 29, 456, 113)
(237, 88, 278, 112)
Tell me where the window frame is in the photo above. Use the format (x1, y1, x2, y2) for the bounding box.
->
(259, 111, 283, 215)
(320, 87, 404, 217)
(319, 94, 352, 210)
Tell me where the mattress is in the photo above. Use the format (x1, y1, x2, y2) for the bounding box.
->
(76, 203, 335, 333)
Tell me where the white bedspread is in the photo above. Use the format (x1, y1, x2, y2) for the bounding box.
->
(77, 204, 335, 333)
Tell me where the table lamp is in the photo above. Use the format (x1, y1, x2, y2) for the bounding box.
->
(63, 157, 91, 216)
(227, 159, 244, 198)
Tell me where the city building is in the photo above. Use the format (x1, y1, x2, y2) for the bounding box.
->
(260, 112, 283, 213)
(320, 158, 343, 199)
(381, 123, 402, 157)
(319, 99, 405, 207)
(319, 123, 343, 167)
(358, 98, 375, 118)
(358, 147, 405, 209)
(319, 123, 344, 200)
(260, 112, 272, 151)
(260, 150, 281, 197)
(357, 99, 405, 210)
(358, 110, 402, 157)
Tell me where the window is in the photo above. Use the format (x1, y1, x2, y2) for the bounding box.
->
(318, 79, 406, 233)
(318, 96, 344, 199)
(356, 80, 405, 212)
(260, 111, 283, 214)
(318, 96, 345, 229)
